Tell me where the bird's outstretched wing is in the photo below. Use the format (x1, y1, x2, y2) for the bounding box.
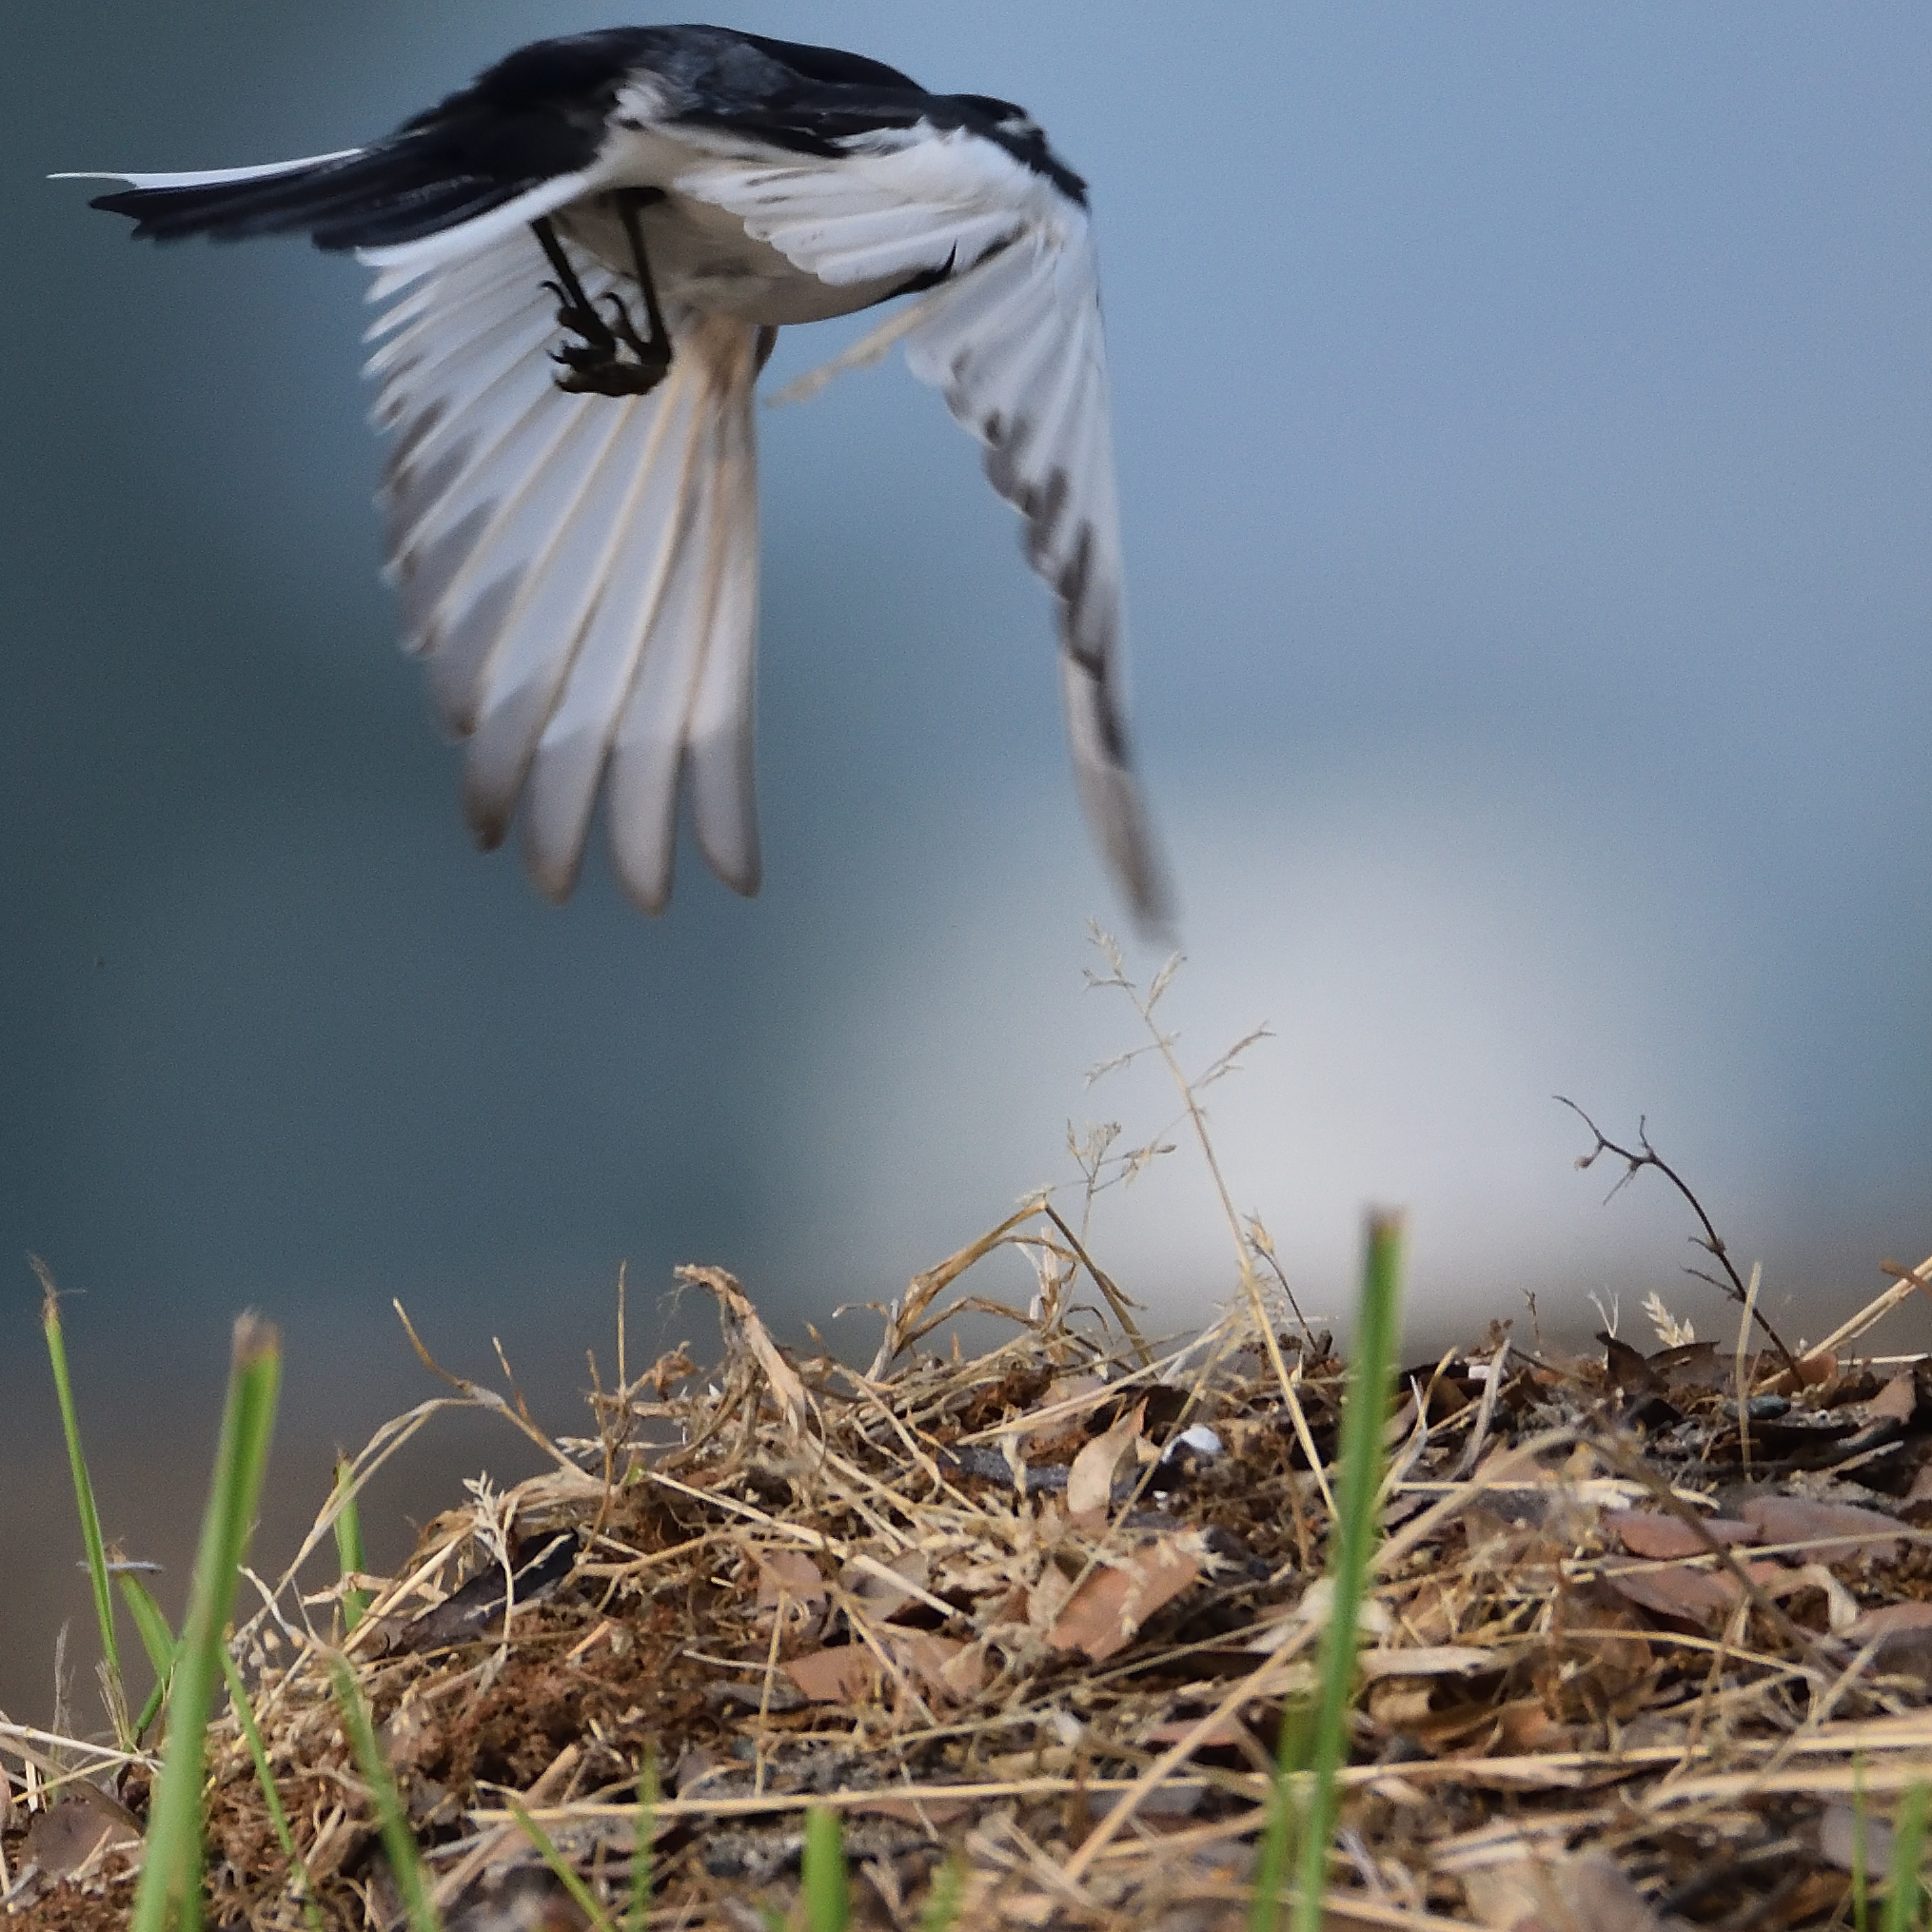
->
(368, 235, 764, 912)
(676, 130, 1173, 930)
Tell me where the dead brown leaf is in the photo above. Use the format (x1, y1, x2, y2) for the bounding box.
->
(25, 1795, 140, 1880)
(1066, 1400, 1147, 1517)
(1872, 1371, 1920, 1423)
(838, 1547, 929, 1622)
(1603, 1564, 1735, 1625)
(1740, 1494, 1903, 1561)
(785, 1630, 985, 1706)
(1819, 1799, 1896, 1875)
(1605, 1509, 1760, 1560)
(1465, 1850, 1676, 1932)
(785, 1646, 876, 1704)
(757, 1549, 828, 1628)
(1047, 1534, 1201, 1662)
(1847, 1600, 1932, 1640)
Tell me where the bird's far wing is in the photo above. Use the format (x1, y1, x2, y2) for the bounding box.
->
(670, 122, 1045, 287)
(369, 233, 764, 911)
(904, 229, 1173, 930)
(680, 135, 1172, 928)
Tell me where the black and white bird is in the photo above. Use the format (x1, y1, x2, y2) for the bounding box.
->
(73, 25, 1171, 926)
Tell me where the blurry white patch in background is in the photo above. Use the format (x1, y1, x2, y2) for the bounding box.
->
(800, 762, 1860, 1349)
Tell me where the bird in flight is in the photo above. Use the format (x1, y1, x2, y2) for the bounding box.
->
(73, 25, 1171, 927)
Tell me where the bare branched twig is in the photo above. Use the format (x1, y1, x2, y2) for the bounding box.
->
(1083, 932, 1273, 1268)
(1557, 1098, 1800, 1377)
(1084, 927, 1310, 1413)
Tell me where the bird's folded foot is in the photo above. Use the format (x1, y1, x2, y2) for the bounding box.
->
(547, 287, 671, 397)
(533, 210, 674, 398)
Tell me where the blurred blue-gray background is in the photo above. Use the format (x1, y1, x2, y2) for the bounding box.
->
(5, 3, 1930, 1724)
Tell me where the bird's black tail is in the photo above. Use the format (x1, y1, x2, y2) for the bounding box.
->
(88, 146, 560, 253)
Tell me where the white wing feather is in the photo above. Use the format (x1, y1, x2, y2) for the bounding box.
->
(674, 124, 1045, 286)
(368, 232, 764, 909)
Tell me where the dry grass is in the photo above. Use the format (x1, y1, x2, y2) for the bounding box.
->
(9, 948, 1932, 1929)
(10, 1230, 1932, 1930)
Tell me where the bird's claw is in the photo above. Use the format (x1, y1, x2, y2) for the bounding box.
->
(550, 343, 672, 397)
(547, 286, 671, 396)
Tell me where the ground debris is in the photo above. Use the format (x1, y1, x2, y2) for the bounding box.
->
(10, 1247, 1932, 1929)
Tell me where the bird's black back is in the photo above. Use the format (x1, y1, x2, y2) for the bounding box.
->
(89, 25, 1084, 254)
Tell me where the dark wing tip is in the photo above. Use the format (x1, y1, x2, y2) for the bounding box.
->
(1080, 731, 1179, 942)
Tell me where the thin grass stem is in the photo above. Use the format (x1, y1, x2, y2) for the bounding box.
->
(627, 1749, 658, 1932)
(508, 1797, 616, 1932)
(1883, 1783, 1929, 1932)
(223, 1651, 326, 1932)
(1250, 1213, 1405, 1932)
(327, 1651, 439, 1932)
(117, 1574, 175, 1683)
(331, 1456, 370, 1632)
(117, 1574, 179, 1742)
(35, 1259, 127, 1745)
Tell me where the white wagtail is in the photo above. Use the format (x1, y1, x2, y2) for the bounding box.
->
(71, 26, 1171, 926)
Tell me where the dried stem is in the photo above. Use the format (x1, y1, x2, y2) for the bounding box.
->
(1556, 1098, 1800, 1378)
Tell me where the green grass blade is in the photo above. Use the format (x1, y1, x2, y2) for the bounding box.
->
(36, 1259, 127, 1744)
(223, 1651, 326, 1932)
(1251, 1213, 1405, 1932)
(1247, 1716, 1301, 1929)
(1854, 1754, 1871, 1932)
(118, 1573, 180, 1742)
(917, 1853, 968, 1932)
(331, 1456, 370, 1633)
(508, 1797, 617, 1932)
(326, 1652, 439, 1932)
(118, 1573, 176, 1681)
(130, 1313, 283, 1932)
(1292, 1212, 1404, 1932)
(801, 1805, 849, 1932)
(626, 1749, 658, 1932)
(133, 1676, 170, 1746)
(1883, 1783, 1930, 1932)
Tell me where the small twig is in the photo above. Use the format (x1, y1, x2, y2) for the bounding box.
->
(1556, 1099, 1800, 1377)
(1246, 1215, 1316, 1346)
(1037, 1203, 1153, 1366)
(1451, 1337, 1509, 1482)
(392, 1300, 596, 1478)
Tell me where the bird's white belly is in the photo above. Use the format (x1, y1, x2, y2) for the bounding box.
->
(557, 171, 909, 326)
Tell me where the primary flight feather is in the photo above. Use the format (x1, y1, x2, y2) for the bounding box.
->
(72, 25, 1172, 925)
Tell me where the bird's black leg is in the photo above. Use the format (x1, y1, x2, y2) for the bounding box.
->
(615, 190, 673, 369)
(532, 217, 615, 362)
(531, 194, 673, 399)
